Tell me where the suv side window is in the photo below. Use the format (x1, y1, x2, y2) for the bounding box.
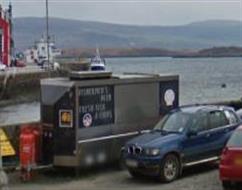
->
(189, 112, 208, 133)
(209, 111, 229, 129)
(224, 110, 239, 125)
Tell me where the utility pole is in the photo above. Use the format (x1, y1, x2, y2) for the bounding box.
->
(8, 3, 13, 59)
(45, 0, 50, 70)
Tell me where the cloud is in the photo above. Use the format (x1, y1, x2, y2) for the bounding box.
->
(0, 0, 241, 25)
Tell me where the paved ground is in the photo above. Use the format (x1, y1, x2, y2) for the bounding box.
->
(8, 163, 227, 190)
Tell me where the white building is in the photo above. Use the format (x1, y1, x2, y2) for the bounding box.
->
(24, 37, 62, 65)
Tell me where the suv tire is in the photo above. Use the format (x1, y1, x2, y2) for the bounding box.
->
(160, 154, 180, 183)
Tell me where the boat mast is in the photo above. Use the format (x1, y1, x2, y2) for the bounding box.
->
(45, 0, 50, 70)
(96, 46, 100, 58)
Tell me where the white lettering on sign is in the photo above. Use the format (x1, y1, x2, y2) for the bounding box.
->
(79, 86, 114, 127)
(79, 87, 109, 96)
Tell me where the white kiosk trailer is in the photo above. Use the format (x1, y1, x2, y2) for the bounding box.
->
(40, 72, 179, 168)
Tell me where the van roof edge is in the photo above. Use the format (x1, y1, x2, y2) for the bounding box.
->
(69, 71, 113, 80)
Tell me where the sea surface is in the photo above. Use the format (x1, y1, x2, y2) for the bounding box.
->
(1, 57, 242, 125)
(107, 57, 242, 104)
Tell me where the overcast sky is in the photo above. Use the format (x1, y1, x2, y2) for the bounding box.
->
(0, 0, 241, 26)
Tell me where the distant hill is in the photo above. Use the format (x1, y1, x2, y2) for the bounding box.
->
(172, 46, 242, 58)
(12, 17, 242, 50)
(61, 47, 242, 58)
(62, 48, 180, 58)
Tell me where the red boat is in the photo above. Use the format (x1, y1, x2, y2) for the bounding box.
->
(219, 125, 242, 189)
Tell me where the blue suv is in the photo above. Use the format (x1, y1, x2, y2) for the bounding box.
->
(124, 105, 241, 182)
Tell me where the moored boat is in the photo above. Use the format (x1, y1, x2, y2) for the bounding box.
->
(90, 48, 106, 71)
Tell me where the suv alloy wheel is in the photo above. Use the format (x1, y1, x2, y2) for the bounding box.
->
(160, 154, 180, 182)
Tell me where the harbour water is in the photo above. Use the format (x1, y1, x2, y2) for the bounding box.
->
(107, 57, 242, 104)
(1, 57, 242, 125)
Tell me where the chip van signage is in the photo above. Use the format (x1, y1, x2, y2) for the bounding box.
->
(79, 85, 114, 128)
(164, 89, 175, 106)
(82, 113, 93, 128)
(59, 110, 73, 128)
(160, 81, 179, 115)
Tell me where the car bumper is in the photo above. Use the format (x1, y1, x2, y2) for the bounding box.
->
(125, 157, 161, 177)
(220, 164, 242, 182)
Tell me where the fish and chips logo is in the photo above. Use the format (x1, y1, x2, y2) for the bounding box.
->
(59, 110, 73, 128)
(82, 113, 93, 128)
(164, 89, 175, 106)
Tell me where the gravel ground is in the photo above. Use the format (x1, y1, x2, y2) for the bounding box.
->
(7, 163, 228, 190)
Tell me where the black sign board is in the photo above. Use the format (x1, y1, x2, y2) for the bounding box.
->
(160, 80, 179, 115)
(79, 85, 114, 128)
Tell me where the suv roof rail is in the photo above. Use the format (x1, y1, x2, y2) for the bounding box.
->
(179, 104, 233, 111)
(179, 103, 210, 108)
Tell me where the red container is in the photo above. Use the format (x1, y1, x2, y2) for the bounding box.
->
(19, 128, 36, 168)
(20, 124, 42, 164)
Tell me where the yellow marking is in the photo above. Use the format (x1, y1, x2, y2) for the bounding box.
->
(61, 112, 72, 124)
(0, 128, 16, 156)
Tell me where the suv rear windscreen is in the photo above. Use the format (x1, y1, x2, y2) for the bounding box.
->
(227, 130, 242, 147)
